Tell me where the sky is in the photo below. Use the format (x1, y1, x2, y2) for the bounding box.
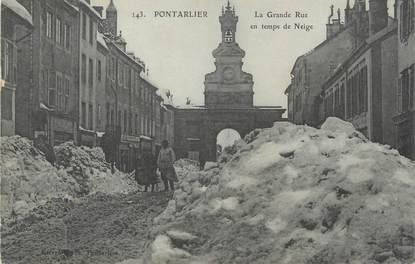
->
(91, 0, 395, 108)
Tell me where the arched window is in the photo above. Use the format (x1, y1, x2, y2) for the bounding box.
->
(224, 30, 233, 43)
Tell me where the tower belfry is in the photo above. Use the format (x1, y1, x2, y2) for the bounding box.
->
(204, 1, 254, 108)
(220, 1, 238, 43)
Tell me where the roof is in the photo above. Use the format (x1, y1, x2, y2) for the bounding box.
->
(2, 0, 33, 26)
(79, 0, 102, 19)
(284, 84, 292, 95)
(174, 105, 207, 110)
(289, 25, 361, 75)
(140, 72, 161, 90)
(97, 32, 108, 50)
(108, 40, 145, 69)
(64, 0, 79, 12)
(322, 21, 398, 93)
(107, 0, 117, 12)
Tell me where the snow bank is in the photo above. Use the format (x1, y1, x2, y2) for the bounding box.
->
(0, 136, 76, 220)
(141, 118, 415, 264)
(54, 142, 137, 195)
(0, 137, 137, 220)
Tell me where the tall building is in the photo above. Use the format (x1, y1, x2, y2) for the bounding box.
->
(1, 0, 33, 136)
(173, 2, 285, 161)
(15, 0, 79, 145)
(393, 0, 415, 159)
(204, 1, 254, 108)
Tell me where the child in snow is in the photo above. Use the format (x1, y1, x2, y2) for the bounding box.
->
(135, 152, 158, 192)
(157, 140, 178, 191)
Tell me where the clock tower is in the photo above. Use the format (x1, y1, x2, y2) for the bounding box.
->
(204, 1, 254, 108)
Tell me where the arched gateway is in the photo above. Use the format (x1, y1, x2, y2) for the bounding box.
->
(172, 2, 285, 161)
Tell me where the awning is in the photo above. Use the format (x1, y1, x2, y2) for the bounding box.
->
(40, 103, 54, 112)
(139, 135, 153, 141)
(2, 0, 33, 26)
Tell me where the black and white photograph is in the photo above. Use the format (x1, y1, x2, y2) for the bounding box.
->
(0, 0, 414, 263)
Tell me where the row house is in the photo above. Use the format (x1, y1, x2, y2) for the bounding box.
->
(321, 0, 415, 160)
(2, 0, 173, 171)
(1, 0, 33, 136)
(76, 0, 103, 146)
(285, 0, 369, 127)
(105, 35, 145, 172)
(96, 0, 169, 172)
(394, 0, 415, 159)
(16, 0, 79, 145)
(321, 7, 398, 145)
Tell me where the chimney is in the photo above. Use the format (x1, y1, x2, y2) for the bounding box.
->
(327, 6, 343, 39)
(369, 0, 388, 35)
(93, 6, 103, 17)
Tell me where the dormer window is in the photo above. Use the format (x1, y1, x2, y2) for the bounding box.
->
(225, 30, 233, 43)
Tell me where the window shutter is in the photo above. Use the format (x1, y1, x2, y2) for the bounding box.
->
(410, 65, 415, 108)
(411, 0, 415, 33)
(397, 77, 402, 113)
(400, 3, 404, 41)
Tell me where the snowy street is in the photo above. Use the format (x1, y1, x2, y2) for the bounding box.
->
(1, 192, 171, 264)
(1, 118, 415, 264)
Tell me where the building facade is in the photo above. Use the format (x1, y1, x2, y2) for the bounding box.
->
(96, 0, 165, 172)
(321, 13, 398, 145)
(286, 0, 369, 127)
(1, 0, 33, 136)
(393, 0, 415, 159)
(77, 0, 103, 146)
(16, 0, 79, 145)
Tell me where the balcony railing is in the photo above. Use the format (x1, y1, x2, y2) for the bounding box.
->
(1, 38, 17, 86)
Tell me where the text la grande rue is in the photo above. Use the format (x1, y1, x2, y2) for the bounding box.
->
(254, 11, 308, 18)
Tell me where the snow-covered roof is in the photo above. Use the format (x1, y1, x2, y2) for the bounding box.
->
(2, 0, 33, 26)
(97, 33, 108, 50)
(110, 41, 145, 69)
(140, 72, 160, 89)
(64, 0, 79, 12)
(175, 105, 207, 110)
(79, 0, 102, 18)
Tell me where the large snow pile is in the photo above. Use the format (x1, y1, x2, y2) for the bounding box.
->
(1, 137, 137, 220)
(54, 142, 137, 195)
(139, 118, 415, 264)
(0, 136, 77, 219)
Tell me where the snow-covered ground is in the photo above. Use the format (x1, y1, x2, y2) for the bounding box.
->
(0, 136, 137, 221)
(130, 118, 415, 264)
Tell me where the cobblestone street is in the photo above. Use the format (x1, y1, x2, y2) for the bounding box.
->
(1, 192, 172, 264)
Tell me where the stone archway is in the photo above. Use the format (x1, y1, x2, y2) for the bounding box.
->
(172, 107, 285, 162)
(216, 128, 242, 159)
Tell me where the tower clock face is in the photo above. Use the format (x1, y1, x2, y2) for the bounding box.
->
(223, 67, 235, 81)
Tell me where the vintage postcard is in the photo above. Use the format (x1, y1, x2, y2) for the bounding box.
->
(1, 0, 414, 263)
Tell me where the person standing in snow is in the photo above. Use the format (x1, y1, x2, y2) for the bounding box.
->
(157, 140, 178, 191)
(34, 135, 56, 166)
(199, 150, 206, 171)
(142, 151, 158, 192)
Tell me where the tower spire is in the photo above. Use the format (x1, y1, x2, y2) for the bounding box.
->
(106, 0, 118, 37)
(219, 0, 238, 43)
